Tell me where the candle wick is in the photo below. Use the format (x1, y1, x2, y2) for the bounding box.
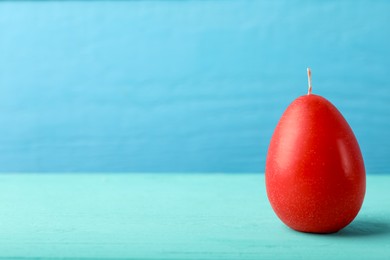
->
(307, 68, 312, 95)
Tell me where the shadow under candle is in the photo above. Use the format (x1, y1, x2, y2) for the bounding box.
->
(332, 219, 390, 237)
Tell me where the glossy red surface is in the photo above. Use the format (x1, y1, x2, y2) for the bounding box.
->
(265, 94, 366, 233)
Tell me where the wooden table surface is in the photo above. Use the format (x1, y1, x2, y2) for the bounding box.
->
(0, 173, 389, 259)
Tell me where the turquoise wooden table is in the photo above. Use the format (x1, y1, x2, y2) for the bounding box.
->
(0, 174, 389, 259)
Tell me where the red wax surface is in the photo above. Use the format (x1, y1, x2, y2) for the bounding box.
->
(265, 94, 366, 233)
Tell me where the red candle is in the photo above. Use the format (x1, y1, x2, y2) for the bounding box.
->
(265, 68, 366, 234)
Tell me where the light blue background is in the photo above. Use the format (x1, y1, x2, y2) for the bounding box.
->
(0, 1, 389, 173)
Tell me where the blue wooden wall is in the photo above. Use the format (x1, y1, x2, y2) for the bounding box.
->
(0, 1, 389, 173)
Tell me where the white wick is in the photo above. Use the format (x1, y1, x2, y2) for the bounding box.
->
(307, 68, 312, 95)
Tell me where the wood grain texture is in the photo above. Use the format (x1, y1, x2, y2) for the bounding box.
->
(0, 1, 389, 173)
(0, 173, 389, 259)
